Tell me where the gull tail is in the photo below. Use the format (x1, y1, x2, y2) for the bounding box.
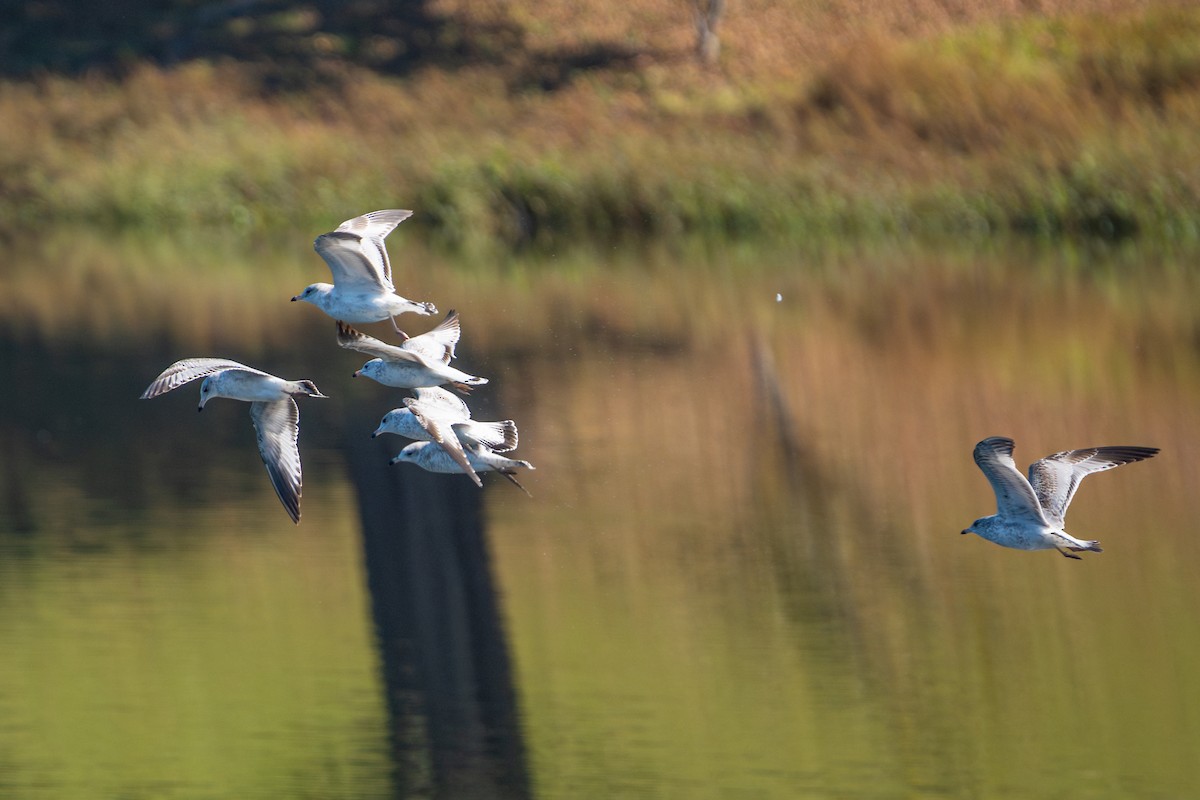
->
(1060, 538, 1102, 559)
(468, 420, 518, 452)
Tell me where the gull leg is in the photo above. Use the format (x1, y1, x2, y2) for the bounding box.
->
(499, 470, 532, 498)
(1057, 547, 1083, 560)
(390, 317, 410, 340)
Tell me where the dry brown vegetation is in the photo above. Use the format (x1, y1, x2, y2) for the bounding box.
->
(2, 0, 1199, 248)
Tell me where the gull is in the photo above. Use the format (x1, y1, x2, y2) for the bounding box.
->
(337, 315, 488, 392)
(292, 209, 437, 335)
(962, 436, 1159, 558)
(372, 387, 519, 487)
(389, 440, 535, 495)
(140, 358, 327, 524)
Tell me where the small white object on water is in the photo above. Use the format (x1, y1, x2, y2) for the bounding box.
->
(775, 293, 782, 303)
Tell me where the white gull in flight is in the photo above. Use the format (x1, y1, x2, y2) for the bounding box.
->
(962, 436, 1159, 558)
(337, 314, 488, 392)
(140, 358, 327, 524)
(292, 209, 436, 336)
(390, 440, 535, 495)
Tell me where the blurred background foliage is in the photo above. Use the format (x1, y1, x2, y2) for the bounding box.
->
(2, 0, 1199, 251)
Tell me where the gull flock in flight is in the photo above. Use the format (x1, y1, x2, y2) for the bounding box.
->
(143, 209, 535, 523)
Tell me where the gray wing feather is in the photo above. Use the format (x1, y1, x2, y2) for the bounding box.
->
(335, 321, 427, 365)
(1028, 445, 1160, 527)
(402, 310, 461, 364)
(973, 437, 1047, 523)
(412, 386, 471, 419)
(314, 209, 412, 291)
(140, 358, 262, 399)
(250, 399, 304, 524)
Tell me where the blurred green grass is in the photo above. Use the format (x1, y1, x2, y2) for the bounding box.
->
(3, 6, 1200, 250)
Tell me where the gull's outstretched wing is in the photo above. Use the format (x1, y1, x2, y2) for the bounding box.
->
(973, 437, 1046, 523)
(402, 310, 461, 364)
(250, 399, 303, 524)
(404, 397, 482, 487)
(313, 209, 413, 292)
(1028, 445, 1159, 527)
(412, 386, 471, 419)
(336, 321, 427, 365)
(140, 358, 264, 399)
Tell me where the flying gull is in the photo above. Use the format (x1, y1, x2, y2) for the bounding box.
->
(292, 209, 436, 336)
(140, 358, 327, 524)
(390, 440, 535, 495)
(962, 436, 1158, 558)
(337, 314, 488, 392)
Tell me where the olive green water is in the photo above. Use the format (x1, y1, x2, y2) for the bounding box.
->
(2, 231, 1199, 798)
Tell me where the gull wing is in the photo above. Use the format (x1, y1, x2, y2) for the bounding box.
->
(250, 399, 303, 524)
(140, 358, 265, 399)
(313, 209, 413, 293)
(972, 437, 1047, 523)
(404, 398, 482, 487)
(336, 321, 428, 365)
(412, 386, 471, 420)
(1028, 445, 1160, 527)
(402, 310, 461, 364)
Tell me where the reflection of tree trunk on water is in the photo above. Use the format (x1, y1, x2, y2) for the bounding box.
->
(344, 420, 530, 800)
(750, 334, 969, 775)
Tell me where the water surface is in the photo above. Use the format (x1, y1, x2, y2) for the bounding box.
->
(2, 232, 1199, 798)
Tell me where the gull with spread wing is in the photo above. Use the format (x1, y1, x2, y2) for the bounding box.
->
(140, 359, 327, 524)
(292, 209, 437, 335)
(372, 386, 519, 487)
(962, 436, 1159, 558)
(337, 313, 488, 392)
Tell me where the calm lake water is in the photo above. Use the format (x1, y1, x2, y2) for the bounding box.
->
(2, 230, 1200, 798)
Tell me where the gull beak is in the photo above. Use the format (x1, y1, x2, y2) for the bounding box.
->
(371, 427, 383, 438)
(197, 406, 204, 413)
(960, 529, 970, 535)
(389, 455, 401, 465)
(290, 295, 299, 302)
(352, 370, 361, 378)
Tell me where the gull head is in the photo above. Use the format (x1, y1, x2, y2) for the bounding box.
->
(292, 283, 333, 305)
(292, 379, 327, 399)
(389, 444, 421, 466)
(355, 359, 385, 382)
(961, 517, 989, 537)
(373, 409, 403, 438)
(198, 377, 216, 411)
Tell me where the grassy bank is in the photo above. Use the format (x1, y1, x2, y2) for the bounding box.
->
(3, 2, 1200, 250)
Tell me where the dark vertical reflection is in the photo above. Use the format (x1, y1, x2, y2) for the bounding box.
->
(343, 416, 531, 800)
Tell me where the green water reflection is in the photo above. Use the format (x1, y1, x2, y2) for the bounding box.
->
(3, 230, 1200, 798)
